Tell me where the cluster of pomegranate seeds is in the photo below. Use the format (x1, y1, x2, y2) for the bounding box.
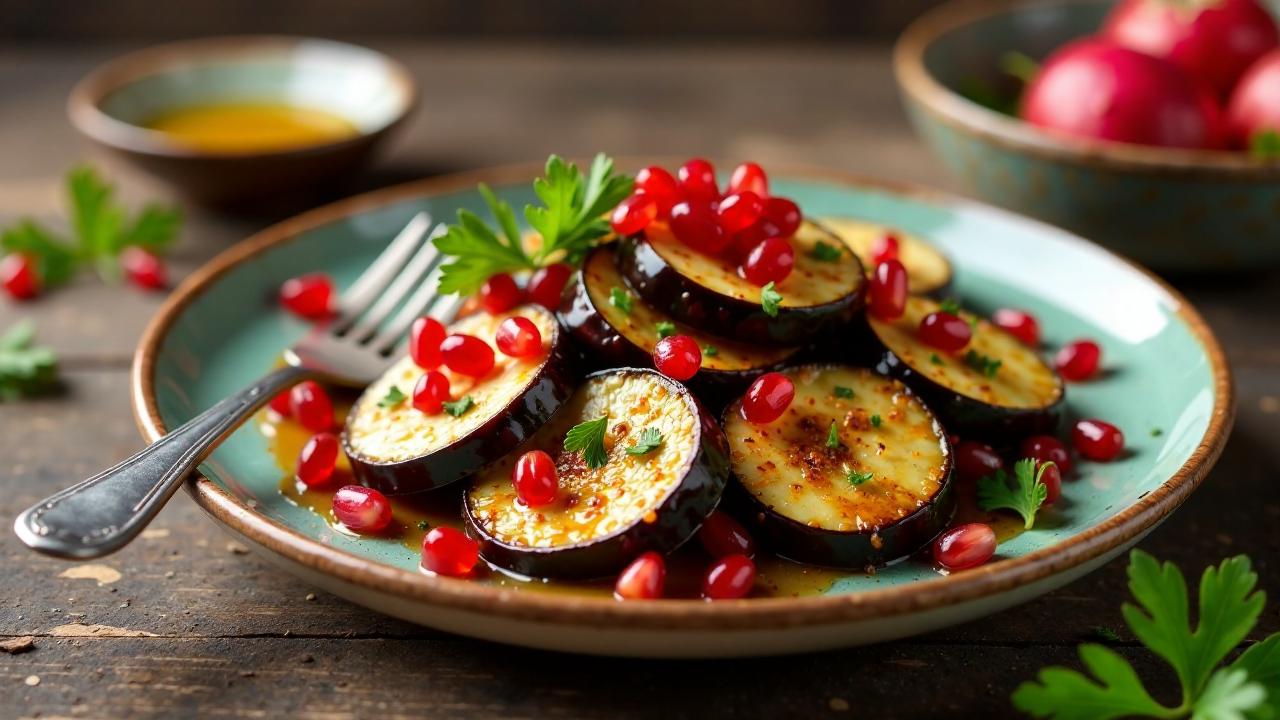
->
(421, 526, 479, 577)
(494, 316, 542, 358)
(526, 263, 572, 310)
(409, 317, 446, 369)
(702, 554, 757, 600)
(653, 335, 702, 381)
(121, 247, 167, 290)
(698, 511, 756, 558)
(869, 233, 900, 267)
(993, 308, 1040, 346)
(953, 440, 1004, 484)
(296, 432, 340, 488)
(741, 372, 795, 424)
(290, 381, 334, 432)
(614, 552, 667, 600)
(479, 273, 523, 314)
(279, 273, 334, 319)
(868, 259, 908, 321)
(0, 254, 39, 300)
(513, 450, 558, 507)
(634, 166, 682, 213)
(332, 485, 393, 534)
(1021, 435, 1074, 474)
(412, 371, 451, 415)
(1073, 419, 1125, 461)
(715, 191, 763, 234)
(609, 194, 658, 237)
(1056, 339, 1102, 381)
(933, 523, 996, 571)
(918, 310, 972, 353)
(441, 334, 495, 377)
(669, 201, 729, 255)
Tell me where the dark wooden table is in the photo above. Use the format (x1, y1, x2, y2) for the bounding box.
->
(2, 42, 1277, 719)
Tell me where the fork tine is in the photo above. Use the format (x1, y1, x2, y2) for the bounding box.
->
(333, 211, 432, 328)
(345, 230, 446, 343)
(372, 277, 466, 356)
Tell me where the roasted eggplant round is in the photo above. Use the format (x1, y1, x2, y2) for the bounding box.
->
(723, 364, 954, 569)
(820, 217, 953, 297)
(867, 296, 1064, 442)
(464, 368, 731, 579)
(615, 220, 865, 346)
(343, 305, 575, 495)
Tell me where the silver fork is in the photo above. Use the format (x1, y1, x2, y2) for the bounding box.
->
(13, 211, 463, 560)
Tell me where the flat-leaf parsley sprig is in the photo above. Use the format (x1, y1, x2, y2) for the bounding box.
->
(977, 458, 1051, 530)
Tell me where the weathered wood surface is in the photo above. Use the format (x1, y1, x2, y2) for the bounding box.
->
(1, 43, 1278, 720)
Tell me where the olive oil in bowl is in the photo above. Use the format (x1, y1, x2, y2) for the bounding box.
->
(143, 102, 359, 153)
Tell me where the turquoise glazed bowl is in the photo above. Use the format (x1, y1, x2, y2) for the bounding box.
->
(895, 0, 1280, 274)
(131, 165, 1232, 657)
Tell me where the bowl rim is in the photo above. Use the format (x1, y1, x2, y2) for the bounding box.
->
(67, 34, 417, 162)
(131, 161, 1234, 631)
(893, 0, 1280, 178)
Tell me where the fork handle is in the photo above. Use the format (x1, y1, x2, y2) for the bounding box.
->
(13, 365, 315, 560)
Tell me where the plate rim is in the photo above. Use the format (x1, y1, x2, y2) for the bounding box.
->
(130, 162, 1235, 631)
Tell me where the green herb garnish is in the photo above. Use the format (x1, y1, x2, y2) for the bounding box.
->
(1250, 129, 1280, 161)
(846, 470, 874, 486)
(702, 344, 719, 357)
(377, 385, 407, 408)
(977, 458, 1051, 530)
(809, 241, 842, 262)
(760, 282, 782, 318)
(939, 298, 962, 315)
(609, 286, 633, 314)
(655, 321, 676, 339)
(930, 353, 945, 366)
(870, 414, 882, 428)
(965, 349, 1003, 378)
(1151, 428, 1164, 438)
(833, 386, 854, 399)
(564, 415, 609, 469)
(1093, 626, 1121, 643)
(1000, 50, 1040, 85)
(0, 321, 59, 401)
(416, 520, 431, 531)
(443, 396, 475, 417)
(826, 421, 840, 449)
(625, 427, 664, 456)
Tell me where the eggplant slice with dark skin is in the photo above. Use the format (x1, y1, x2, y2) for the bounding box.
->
(615, 219, 865, 346)
(722, 364, 955, 569)
(343, 305, 575, 495)
(820, 217, 954, 297)
(866, 296, 1064, 442)
(465, 368, 731, 579)
(559, 245, 799, 400)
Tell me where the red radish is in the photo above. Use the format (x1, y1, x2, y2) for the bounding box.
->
(653, 335, 702, 381)
(869, 233, 900, 267)
(1103, 0, 1279, 99)
(1, 253, 39, 300)
(280, 273, 334, 319)
(1021, 38, 1224, 149)
(933, 523, 996, 570)
(698, 511, 755, 558)
(1038, 461, 1063, 505)
(1073, 419, 1126, 461)
(610, 193, 658, 236)
(728, 162, 769, 196)
(296, 432, 340, 488)
(953, 440, 1004, 484)
(409, 316, 446, 370)
(868, 259, 908, 321)
(614, 552, 667, 600)
(716, 191, 764, 234)
(494, 316, 542, 358)
(741, 372, 795, 424)
(332, 485, 393, 534)
(1227, 48, 1280, 148)
(412, 371, 451, 415)
(761, 197, 801, 237)
(669, 201, 730, 255)
(512, 450, 558, 507)
(441, 334, 495, 377)
(268, 389, 294, 417)
(677, 158, 719, 201)
(1056, 339, 1102, 381)
(702, 554, 756, 600)
(741, 237, 795, 286)
(290, 381, 334, 432)
(421, 527, 480, 577)
(527, 263, 573, 310)
(1021, 435, 1074, 474)
(635, 166, 683, 216)
(479, 273, 522, 314)
(121, 247, 167, 290)
(993, 308, 1040, 346)
(918, 311, 971, 353)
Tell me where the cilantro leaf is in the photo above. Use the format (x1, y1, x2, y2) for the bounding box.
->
(809, 241, 842, 262)
(1012, 643, 1171, 720)
(625, 427, 663, 456)
(760, 282, 782, 317)
(833, 386, 854, 399)
(609, 286, 633, 314)
(977, 458, 1050, 530)
(377, 385, 407, 408)
(443, 396, 475, 417)
(846, 470, 873, 486)
(1251, 130, 1280, 161)
(826, 421, 839, 449)
(0, 321, 59, 401)
(655, 321, 676, 339)
(564, 415, 609, 469)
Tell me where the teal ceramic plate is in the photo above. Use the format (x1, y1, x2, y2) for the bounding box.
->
(132, 165, 1233, 657)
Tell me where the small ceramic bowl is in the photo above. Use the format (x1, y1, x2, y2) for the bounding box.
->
(895, 0, 1280, 274)
(68, 36, 416, 206)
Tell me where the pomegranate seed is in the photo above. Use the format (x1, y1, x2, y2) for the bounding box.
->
(669, 201, 730, 255)
(513, 449, 558, 507)
(1021, 435, 1074, 474)
(635, 166, 683, 216)
(332, 485, 393, 534)
(296, 432, 340, 488)
(614, 552, 667, 600)
(918, 311, 972, 353)
(409, 316, 446, 370)
(869, 233, 900, 267)
(121, 247, 167, 290)
(653, 335, 702, 381)
(280, 273, 333, 319)
(741, 372, 795, 424)
(728, 219, 783, 261)
(441, 334, 495, 377)
(610, 193, 658, 236)
(716, 191, 764, 234)
(1072, 419, 1125, 462)
(0, 253, 39, 300)
(741, 237, 795, 286)
(527, 263, 573, 310)
(698, 510, 755, 558)
(1056, 340, 1102, 381)
(702, 554, 756, 600)
(495, 316, 542, 358)
(728, 162, 769, 196)
(290, 381, 334, 432)
(677, 158, 719, 201)
(993, 308, 1040, 346)
(954, 440, 1004, 483)
(1038, 461, 1062, 505)
(933, 523, 996, 571)
(761, 197, 801, 237)
(479, 273, 522, 315)
(421, 526, 480, 577)
(268, 389, 294, 417)
(412, 371, 451, 415)
(868, 259, 909, 321)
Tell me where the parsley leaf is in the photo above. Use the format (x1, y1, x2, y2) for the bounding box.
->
(930, 353, 945, 366)
(1251, 129, 1280, 161)
(846, 470, 873, 486)
(443, 396, 475, 417)
(977, 458, 1050, 530)
(0, 321, 59, 401)
(760, 282, 782, 317)
(826, 421, 840, 449)
(434, 186, 535, 296)
(625, 427, 663, 456)
(655, 321, 676, 339)
(1151, 428, 1164, 438)
(377, 385, 407, 408)
(609, 286, 633, 314)
(939, 298, 962, 315)
(833, 386, 854, 399)
(564, 415, 609, 469)
(809, 241, 842, 262)
(870, 414, 882, 428)
(701, 344, 719, 357)
(965, 349, 1003, 378)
